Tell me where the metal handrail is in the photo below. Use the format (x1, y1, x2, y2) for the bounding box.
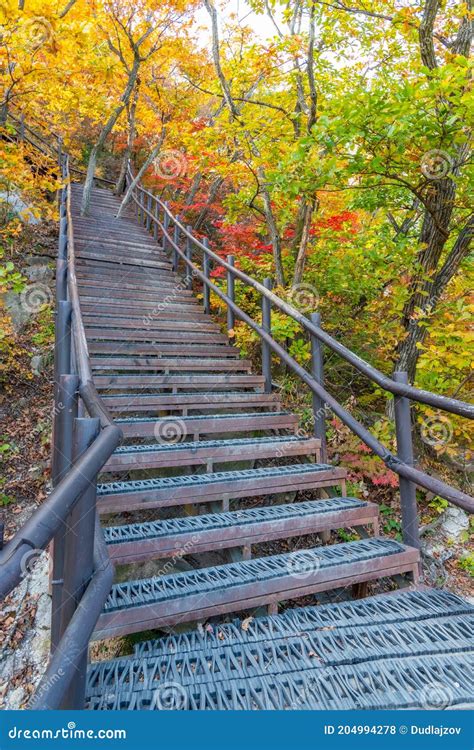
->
(126, 168, 473, 516)
(135, 180, 473, 420)
(0, 149, 122, 709)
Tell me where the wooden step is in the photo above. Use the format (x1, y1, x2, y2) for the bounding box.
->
(79, 286, 196, 303)
(88, 343, 239, 358)
(115, 411, 297, 439)
(77, 260, 176, 280)
(96, 463, 346, 513)
(104, 497, 379, 564)
(80, 295, 198, 310)
(86, 329, 228, 344)
(94, 374, 265, 391)
(103, 436, 320, 472)
(84, 317, 218, 332)
(82, 305, 209, 321)
(75, 251, 170, 270)
(91, 357, 252, 373)
(102, 391, 281, 415)
(93, 538, 420, 638)
(78, 280, 194, 295)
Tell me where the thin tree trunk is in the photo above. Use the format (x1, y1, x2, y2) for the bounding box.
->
(194, 175, 224, 231)
(396, 214, 473, 381)
(81, 58, 140, 216)
(115, 83, 139, 195)
(116, 128, 166, 218)
(292, 200, 315, 287)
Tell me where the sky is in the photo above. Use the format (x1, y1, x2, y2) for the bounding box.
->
(194, 0, 279, 46)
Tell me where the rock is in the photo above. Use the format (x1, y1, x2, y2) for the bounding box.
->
(6, 686, 26, 710)
(4, 291, 32, 333)
(439, 506, 470, 543)
(0, 191, 40, 224)
(31, 355, 45, 376)
(26, 265, 53, 283)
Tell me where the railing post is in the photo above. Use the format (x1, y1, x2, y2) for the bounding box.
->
(55, 300, 72, 379)
(261, 278, 272, 394)
(393, 371, 420, 550)
(227, 255, 235, 335)
(153, 199, 159, 241)
(310, 312, 328, 462)
(185, 225, 193, 290)
(203, 238, 211, 315)
(163, 203, 170, 255)
(172, 218, 180, 273)
(59, 417, 100, 709)
(146, 193, 152, 231)
(50, 374, 79, 652)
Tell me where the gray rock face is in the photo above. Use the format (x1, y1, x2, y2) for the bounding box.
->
(31, 354, 45, 376)
(0, 555, 51, 709)
(0, 191, 41, 224)
(26, 265, 53, 283)
(4, 290, 32, 332)
(439, 506, 470, 542)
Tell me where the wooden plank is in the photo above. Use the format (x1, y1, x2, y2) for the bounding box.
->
(91, 357, 252, 372)
(94, 374, 265, 390)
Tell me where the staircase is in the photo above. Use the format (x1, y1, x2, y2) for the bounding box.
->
(69, 184, 474, 710)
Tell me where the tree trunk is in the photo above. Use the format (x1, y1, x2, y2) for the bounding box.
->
(81, 58, 140, 215)
(396, 213, 473, 382)
(115, 129, 166, 219)
(292, 199, 314, 287)
(115, 83, 139, 195)
(194, 175, 223, 230)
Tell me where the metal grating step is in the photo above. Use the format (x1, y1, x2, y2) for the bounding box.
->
(87, 611, 474, 697)
(102, 538, 413, 612)
(102, 391, 281, 415)
(103, 436, 321, 471)
(103, 497, 379, 563)
(115, 411, 298, 440)
(93, 538, 419, 638)
(98, 462, 340, 495)
(96, 463, 347, 514)
(86, 651, 474, 710)
(132, 589, 474, 659)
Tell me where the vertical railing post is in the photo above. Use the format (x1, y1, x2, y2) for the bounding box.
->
(227, 255, 235, 335)
(146, 193, 152, 231)
(59, 417, 100, 709)
(261, 278, 272, 394)
(173, 218, 180, 273)
(185, 225, 193, 290)
(163, 203, 170, 255)
(50, 374, 79, 652)
(203, 239, 211, 315)
(153, 199, 159, 241)
(310, 312, 328, 462)
(55, 300, 72, 378)
(393, 371, 420, 549)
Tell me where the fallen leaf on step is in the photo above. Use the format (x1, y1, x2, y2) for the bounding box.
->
(241, 616, 254, 632)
